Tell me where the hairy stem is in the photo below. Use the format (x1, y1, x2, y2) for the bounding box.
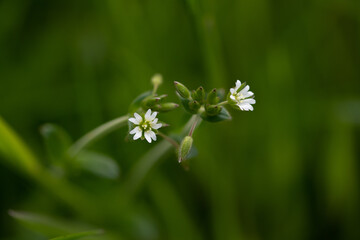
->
(68, 115, 129, 157)
(158, 131, 180, 149)
(188, 115, 201, 137)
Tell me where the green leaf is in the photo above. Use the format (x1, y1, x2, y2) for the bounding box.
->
(50, 229, 104, 240)
(75, 151, 120, 179)
(200, 107, 232, 122)
(128, 91, 152, 113)
(9, 210, 91, 237)
(0, 116, 41, 176)
(40, 124, 72, 165)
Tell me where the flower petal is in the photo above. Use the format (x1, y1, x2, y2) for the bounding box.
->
(128, 117, 140, 125)
(242, 98, 256, 104)
(144, 109, 152, 121)
(151, 123, 162, 130)
(239, 85, 249, 95)
(235, 80, 242, 91)
(150, 111, 158, 121)
(133, 130, 142, 140)
(149, 131, 157, 141)
(243, 91, 254, 98)
(144, 131, 152, 143)
(130, 126, 141, 135)
(134, 113, 143, 123)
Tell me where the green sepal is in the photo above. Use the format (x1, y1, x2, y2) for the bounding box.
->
(189, 100, 201, 112)
(152, 102, 179, 112)
(142, 96, 160, 108)
(178, 95, 198, 114)
(207, 88, 220, 105)
(200, 107, 232, 122)
(178, 136, 193, 163)
(205, 104, 222, 116)
(174, 81, 191, 99)
(192, 86, 205, 104)
(128, 91, 152, 113)
(237, 81, 247, 93)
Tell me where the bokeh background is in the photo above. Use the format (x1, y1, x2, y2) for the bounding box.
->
(0, 0, 359, 239)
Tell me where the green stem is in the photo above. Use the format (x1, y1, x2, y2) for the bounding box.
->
(188, 115, 201, 137)
(157, 131, 180, 149)
(218, 101, 228, 106)
(68, 115, 129, 157)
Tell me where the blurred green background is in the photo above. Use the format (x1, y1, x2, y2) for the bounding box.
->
(0, 0, 359, 239)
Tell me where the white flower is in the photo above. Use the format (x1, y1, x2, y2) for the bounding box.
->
(128, 109, 162, 143)
(229, 80, 256, 111)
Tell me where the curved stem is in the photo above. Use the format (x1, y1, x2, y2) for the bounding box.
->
(68, 115, 129, 157)
(188, 115, 201, 137)
(218, 101, 228, 106)
(157, 131, 180, 149)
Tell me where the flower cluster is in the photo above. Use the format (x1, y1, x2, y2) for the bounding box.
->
(129, 109, 162, 143)
(129, 78, 256, 145)
(229, 80, 256, 111)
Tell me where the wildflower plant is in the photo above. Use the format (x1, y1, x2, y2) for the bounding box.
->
(0, 74, 255, 239)
(67, 74, 256, 167)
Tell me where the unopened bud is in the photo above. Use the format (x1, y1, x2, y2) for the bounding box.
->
(206, 104, 222, 116)
(151, 74, 163, 87)
(174, 81, 191, 99)
(192, 86, 205, 104)
(142, 96, 160, 108)
(207, 88, 219, 105)
(189, 100, 201, 112)
(153, 102, 179, 112)
(178, 136, 193, 163)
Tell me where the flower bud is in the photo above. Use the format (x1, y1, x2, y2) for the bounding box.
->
(207, 88, 219, 105)
(157, 94, 168, 100)
(152, 103, 179, 112)
(192, 86, 205, 104)
(178, 136, 193, 163)
(189, 100, 201, 112)
(205, 104, 222, 116)
(174, 81, 191, 99)
(151, 74, 163, 87)
(142, 96, 160, 108)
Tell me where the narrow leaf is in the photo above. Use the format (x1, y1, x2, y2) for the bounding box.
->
(0, 116, 41, 175)
(9, 210, 91, 237)
(50, 229, 104, 240)
(40, 123, 72, 164)
(75, 151, 120, 179)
